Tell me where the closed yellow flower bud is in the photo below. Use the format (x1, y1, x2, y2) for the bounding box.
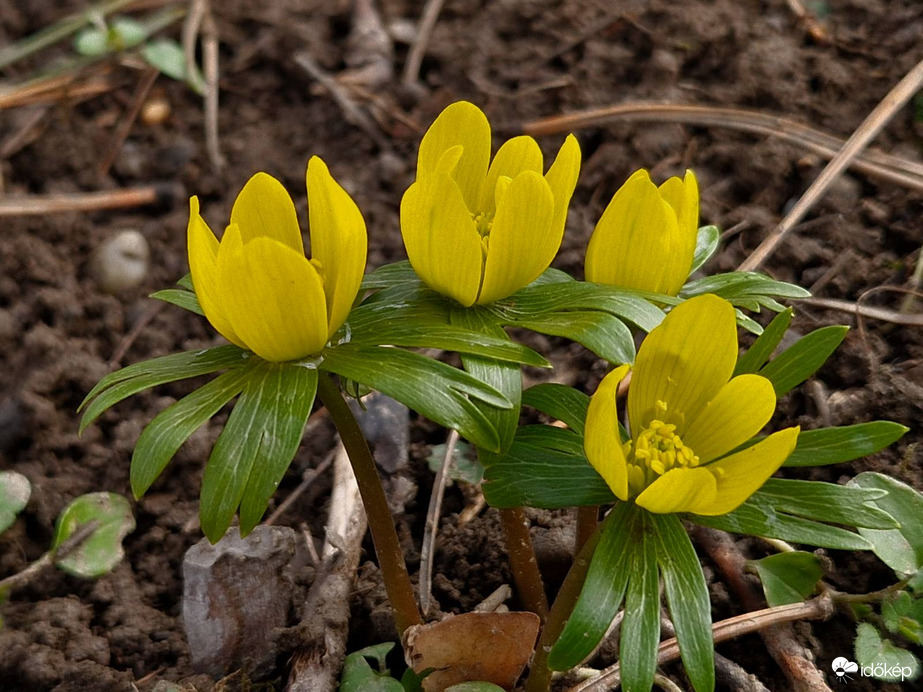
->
(187, 157, 367, 362)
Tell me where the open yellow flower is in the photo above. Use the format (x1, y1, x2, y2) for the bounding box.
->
(401, 101, 581, 306)
(585, 169, 698, 296)
(584, 294, 799, 516)
(187, 157, 367, 362)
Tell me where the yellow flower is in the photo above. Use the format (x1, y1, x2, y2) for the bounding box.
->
(187, 157, 367, 362)
(584, 294, 799, 516)
(400, 101, 581, 306)
(585, 168, 699, 296)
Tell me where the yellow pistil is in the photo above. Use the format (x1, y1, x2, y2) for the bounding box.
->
(625, 405, 700, 495)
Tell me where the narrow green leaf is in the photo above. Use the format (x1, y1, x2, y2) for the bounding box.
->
(510, 310, 635, 365)
(199, 363, 276, 542)
(548, 503, 638, 670)
(784, 422, 908, 467)
(238, 365, 317, 534)
(651, 512, 714, 692)
(752, 551, 824, 606)
(451, 308, 522, 455)
(758, 325, 848, 397)
(850, 473, 923, 576)
(0, 471, 31, 534)
(482, 426, 615, 509)
(177, 273, 194, 291)
(734, 308, 793, 376)
(360, 260, 421, 290)
(52, 492, 135, 578)
(690, 225, 720, 274)
(681, 272, 810, 309)
(150, 288, 204, 315)
(521, 383, 590, 435)
(130, 367, 251, 498)
(488, 282, 666, 333)
(322, 345, 506, 452)
(80, 345, 248, 432)
(752, 479, 897, 530)
(620, 511, 661, 692)
(854, 623, 921, 682)
(691, 502, 872, 550)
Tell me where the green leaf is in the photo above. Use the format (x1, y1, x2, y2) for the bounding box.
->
(238, 364, 317, 535)
(758, 325, 848, 397)
(752, 551, 824, 606)
(620, 511, 661, 692)
(444, 684, 506, 692)
(322, 344, 508, 453)
(140, 38, 187, 81)
(426, 439, 483, 485)
(882, 592, 923, 644)
(360, 260, 421, 290)
(340, 642, 404, 692)
(752, 479, 897, 530)
(177, 273, 194, 291)
(850, 473, 923, 576)
(150, 288, 203, 315)
(450, 308, 522, 455)
(854, 623, 921, 682)
(681, 272, 809, 312)
(783, 422, 909, 467)
(80, 345, 249, 432)
(109, 17, 148, 49)
(488, 281, 666, 333)
(690, 225, 720, 274)
(652, 512, 714, 692)
(482, 426, 615, 509)
(52, 492, 135, 578)
(0, 471, 31, 534)
(548, 502, 638, 670)
(130, 366, 251, 498)
(73, 27, 108, 56)
(510, 310, 635, 365)
(521, 383, 589, 436)
(733, 308, 793, 376)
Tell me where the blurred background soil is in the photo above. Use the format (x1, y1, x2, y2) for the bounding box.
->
(0, 0, 921, 689)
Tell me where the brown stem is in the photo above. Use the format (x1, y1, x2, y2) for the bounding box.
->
(316, 374, 422, 635)
(575, 505, 598, 555)
(524, 520, 604, 692)
(499, 507, 548, 622)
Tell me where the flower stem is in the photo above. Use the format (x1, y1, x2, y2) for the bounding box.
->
(316, 374, 422, 635)
(575, 505, 598, 555)
(499, 506, 548, 621)
(524, 519, 604, 692)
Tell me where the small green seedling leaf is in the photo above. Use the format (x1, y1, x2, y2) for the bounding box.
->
(141, 38, 187, 82)
(690, 225, 720, 274)
(854, 622, 921, 682)
(427, 439, 484, 485)
(340, 642, 403, 692)
(881, 591, 923, 644)
(51, 492, 135, 578)
(108, 17, 148, 49)
(73, 27, 108, 56)
(752, 551, 824, 606)
(0, 471, 31, 534)
(849, 472, 923, 576)
(444, 684, 506, 692)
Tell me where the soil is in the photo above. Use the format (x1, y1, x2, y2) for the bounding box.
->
(1, 0, 922, 690)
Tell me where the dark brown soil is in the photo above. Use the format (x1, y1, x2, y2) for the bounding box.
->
(1, 0, 922, 690)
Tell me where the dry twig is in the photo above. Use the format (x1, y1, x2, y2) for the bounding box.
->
(401, 0, 446, 86)
(0, 185, 166, 216)
(419, 428, 458, 616)
(739, 58, 923, 271)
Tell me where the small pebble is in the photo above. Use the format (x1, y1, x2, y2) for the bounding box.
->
(90, 230, 150, 294)
(141, 96, 171, 126)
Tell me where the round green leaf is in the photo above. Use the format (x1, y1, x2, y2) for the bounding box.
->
(850, 472, 923, 576)
(73, 27, 108, 56)
(0, 470, 31, 534)
(854, 622, 921, 682)
(752, 551, 824, 607)
(141, 38, 187, 82)
(51, 492, 135, 578)
(445, 684, 506, 692)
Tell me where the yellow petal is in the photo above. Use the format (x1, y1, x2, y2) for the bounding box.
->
(477, 170, 555, 304)
(417, 101, 491, 213)
(683, 374, 776, 463)
(657, 170, 699, 295)
(635, 467, 717, 514)
(186, 198, 246, 348)
(217, 227, 328, 361)
(230, 172, 304, 253)
(693, 427, 801, 516)
(306, 156, 368, 337)
(584, 365, 631, 500)
(544, 134, 582, 240)
(477, 136, 543, 214)
(400, 151, 482, 307)
(585, 169, 677, 293)
(628, 294, 738, 436)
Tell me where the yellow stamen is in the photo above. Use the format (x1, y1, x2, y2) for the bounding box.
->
(625, 408, 700, 494)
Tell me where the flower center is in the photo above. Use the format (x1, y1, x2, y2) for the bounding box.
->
(473, 212, 493, 238)
(625, 401, 699, 494)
